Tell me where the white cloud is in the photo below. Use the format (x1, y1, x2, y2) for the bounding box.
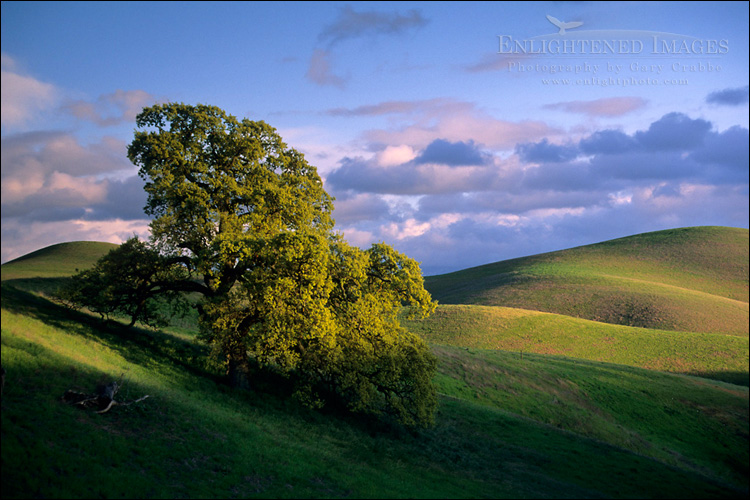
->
(1, 165, 46, 204)
(608, 191, 633, 206)
(1, 131, 133, 211)
(324, 110, 748, 274)
(382, 218, 432, 240)
(376, 145, 417, 167)
(359, 100, 559, 151)
(336, 227, 376, 249)
(0, 54, 57, 127)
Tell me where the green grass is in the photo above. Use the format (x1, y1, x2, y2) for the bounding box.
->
(2, 229, 748, 498)
(403, 304, 749, 386)
(1, 241, 117, 281)
(2, 283, 747, 498)
(432, 346, 748, 488)
(426, 227, 749, 335)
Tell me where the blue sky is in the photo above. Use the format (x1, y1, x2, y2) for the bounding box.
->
(2, 1, 748, 274)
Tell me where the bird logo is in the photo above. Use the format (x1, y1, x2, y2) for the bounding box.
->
(546, 15, 583, 35)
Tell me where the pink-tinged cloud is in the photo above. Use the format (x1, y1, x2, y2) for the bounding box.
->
(544, 97, 648, 117)
(1, 131, 135, 218)
(338, 98, 560, 150)
(1, 54, 57, 127)
(331, 192, 391, 225)
(63, 89, 155, 126)
(306, 49, 346, 88)
(376, 145, 417, 166)
(1, 218, 151, 264)
(1, 131, 131, 180)
(326, 111, 747, 275)
(365, 115, 557, 151)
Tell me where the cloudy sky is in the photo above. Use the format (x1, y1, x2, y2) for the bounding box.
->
(2, 1, 748, 275)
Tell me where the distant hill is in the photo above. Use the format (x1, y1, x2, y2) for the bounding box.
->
(1, 241, 118, 281)
(425, 227, 749, 336)
(401, 303, 749, 385)
(4, 228, 748, 335)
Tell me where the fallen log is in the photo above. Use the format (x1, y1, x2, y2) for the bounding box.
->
(62, 378, 150, 413)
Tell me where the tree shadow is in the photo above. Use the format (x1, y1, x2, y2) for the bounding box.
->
(1, 280, 219, 385)
(682, 370, 749, 388)
(3, 279, 435, 436)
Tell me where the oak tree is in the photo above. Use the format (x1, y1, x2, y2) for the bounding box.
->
(58, 237, 189, 328)
(64, 103, 437, 427)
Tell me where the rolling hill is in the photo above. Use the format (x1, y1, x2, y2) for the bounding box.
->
(425, 226, 749, 336)
(1, 241, 118, 281)
(401, 303, 749, 386)
(2, 227, 748, 498)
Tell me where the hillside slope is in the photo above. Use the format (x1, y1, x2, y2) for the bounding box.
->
(402, 304, 749, 386)
(1, 241, 118, 281)
(2, 283, 747, 498)
(1, 229, 748, 498)
(425, 227, 749, 335)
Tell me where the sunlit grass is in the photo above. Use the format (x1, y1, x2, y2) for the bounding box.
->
(403, 304, 749, 386)
(1, 241, 117, 281)
(2, 289, 746, 498)
(2, 230, 748, 498)
(431, 346, 748, 488)
(426, 227, 749, 335)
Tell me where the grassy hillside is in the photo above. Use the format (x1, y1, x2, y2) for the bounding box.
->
(402, 304, 749, 386)
(425, 227, 749, 336)
(1, 241, 118, 281)
(2, 230, 748, 497)
(2, 284, 747, 498)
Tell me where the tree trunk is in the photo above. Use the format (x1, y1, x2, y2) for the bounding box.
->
(228, 355, 251, 390)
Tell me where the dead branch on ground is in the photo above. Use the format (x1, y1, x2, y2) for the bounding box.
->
(62, 375, 150, 413)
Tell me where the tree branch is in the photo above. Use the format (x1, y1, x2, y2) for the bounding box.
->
(62, 378, 150, 414)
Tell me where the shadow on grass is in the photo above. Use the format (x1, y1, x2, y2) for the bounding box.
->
(3, 280, 748, 498)
(685, 370, 749, 387)
(1, 280, 218, 385)
(0, 280, 417, 439)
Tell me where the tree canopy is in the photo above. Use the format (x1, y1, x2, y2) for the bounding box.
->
(62, 103, 438, 427)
